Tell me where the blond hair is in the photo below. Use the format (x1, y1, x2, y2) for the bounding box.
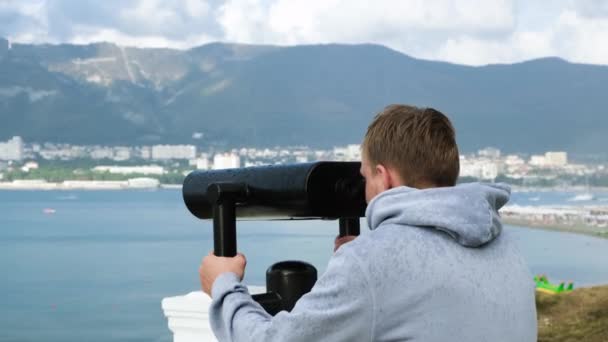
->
(362, 104, 460, 187)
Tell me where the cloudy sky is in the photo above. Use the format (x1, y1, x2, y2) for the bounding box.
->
(1, 0, 607, 66)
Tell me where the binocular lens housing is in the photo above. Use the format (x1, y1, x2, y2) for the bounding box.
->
(182, 162, 366, 220)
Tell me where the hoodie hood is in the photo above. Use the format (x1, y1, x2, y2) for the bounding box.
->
(365, 182, 511, 247)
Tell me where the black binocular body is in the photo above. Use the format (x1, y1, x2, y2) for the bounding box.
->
(183, 161, 367, 314)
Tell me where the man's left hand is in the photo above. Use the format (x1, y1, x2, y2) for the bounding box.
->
(199, 251, 247, 296)
(334, 235, 357, 252)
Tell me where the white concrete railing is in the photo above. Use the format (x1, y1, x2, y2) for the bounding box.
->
(162, 286, 265, 342)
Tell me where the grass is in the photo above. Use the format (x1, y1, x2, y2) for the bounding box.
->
(537, 285, 608, 341)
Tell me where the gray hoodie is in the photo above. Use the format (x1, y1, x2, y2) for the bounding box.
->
(210, 183, 538, 341)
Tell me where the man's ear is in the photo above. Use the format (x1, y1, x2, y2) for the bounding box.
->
(375, 163, 392, 191)
(376, 163, 403, 189)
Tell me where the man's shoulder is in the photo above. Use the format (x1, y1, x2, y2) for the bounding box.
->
(342, 224, 440, 268)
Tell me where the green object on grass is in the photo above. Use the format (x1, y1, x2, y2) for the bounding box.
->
(534, 275, 574, 294)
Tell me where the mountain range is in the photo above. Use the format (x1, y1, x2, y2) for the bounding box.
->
(1, 37, 607, 153)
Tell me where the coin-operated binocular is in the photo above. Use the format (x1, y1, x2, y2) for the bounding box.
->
(183, 162, 366, 315)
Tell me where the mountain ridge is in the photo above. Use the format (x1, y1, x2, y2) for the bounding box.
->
(1, 37, 606, 153)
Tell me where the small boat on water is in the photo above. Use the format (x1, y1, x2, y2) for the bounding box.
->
(43, 208, 56, 214)
(56, 194, 78, 200)
(569, 193, 595, 201)
(570, 177, 595, 201)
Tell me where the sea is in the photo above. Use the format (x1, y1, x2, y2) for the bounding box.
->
(1, 189, 608, 342)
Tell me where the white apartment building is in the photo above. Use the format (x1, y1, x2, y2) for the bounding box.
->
(545, 152, 568, 167)
(477, 147, 501, 159)
(504, 155, 525, 167)
(194, 157, 210, 170)
(152, 145, 197, 160)
(90, 146, 115, 159)
(138, 146, 152, 159)
(213, 153, 240, 170)
(21, 161, 39, 172)
(113, 147, 132, 161)
(333, 144, 361, 161)
(0, 136, 24, 161)
(460, 156, 499, 180)
(529, 151, 568, 168)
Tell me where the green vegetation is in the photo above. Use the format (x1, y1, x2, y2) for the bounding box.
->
(1, 163, 186, 184)
(3, 41, 608, 151)
(537, 285, 608, 342)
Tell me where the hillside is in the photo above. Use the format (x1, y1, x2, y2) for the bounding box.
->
(537, 285, 608, 341)
(1, 37, 607, 152)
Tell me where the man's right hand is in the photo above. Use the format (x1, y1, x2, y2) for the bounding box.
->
(199, 251, 247, 296)
(334, 235, 357, 252)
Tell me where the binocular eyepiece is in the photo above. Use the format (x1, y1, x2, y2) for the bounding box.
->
(182, 161, 366, 315)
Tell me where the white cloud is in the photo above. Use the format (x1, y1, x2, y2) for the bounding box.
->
(1, 0, 608, 66)
(183, 0, 210, 18)
(69, 27, 213, 50)
(0, 0, 46, 20)
(434, 31, 555, 65)
(574, 0, 608, 19)
(218, 0, 515, 44)
(553, 10, 608, 65)
(433, 8, 608, 65)
(217, 0, 275, 43)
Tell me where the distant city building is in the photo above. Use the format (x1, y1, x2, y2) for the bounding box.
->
(481, 163, 499, 180)
(39, 145, 87, 160)
(545, 152, 568, 167)
(529, 155, 546, 167)
(0, 136, 24, 161)
(21, 161, 39, 172)
(92, 165, 166, 175)
(90, 146, 114, 160)
(193, 157, 210, 170)
(529, 151, 568, 168)
(113, 147, 132, 161)
(478, 147, 501, 159)
(137, 146, 152, 160)
(213, 153, 240, 170)
(333, 144, 361, 161)
(504, 154, 525, 166)
(152, 145, 196, 160)
(459, 156, 499, 180)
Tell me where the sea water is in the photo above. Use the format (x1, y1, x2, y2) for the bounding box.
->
(1, 189, 607, 341)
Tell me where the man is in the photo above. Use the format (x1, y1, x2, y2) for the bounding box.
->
(199, 105, 538, 341)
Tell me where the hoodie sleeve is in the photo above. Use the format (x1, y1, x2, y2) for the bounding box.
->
(209, 247, 375, 342)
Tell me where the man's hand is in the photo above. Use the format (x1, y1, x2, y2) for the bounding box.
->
(199, 251, 247, 296)
(334, 235, 357, 252)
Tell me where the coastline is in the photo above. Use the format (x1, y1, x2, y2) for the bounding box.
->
(2, 181, 608, 240)
(501, 204, 608, 239)
(510, 185, 608, 192)
(0, 179, 177, 190)
(2, 179, 608, 193)
(503, 217, 608, 239)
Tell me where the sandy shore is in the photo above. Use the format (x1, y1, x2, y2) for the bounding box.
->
(502, 204, 608, 239)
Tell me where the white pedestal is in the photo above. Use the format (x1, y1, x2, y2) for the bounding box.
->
(162, 287, 265, 342)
